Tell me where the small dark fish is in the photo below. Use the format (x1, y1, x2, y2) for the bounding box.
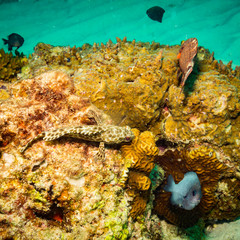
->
(2, 33, 24, 51)
(146, 6, 165, 23)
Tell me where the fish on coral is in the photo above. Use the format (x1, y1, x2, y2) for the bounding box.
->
(20, 124, 135, 153)
(2, 33, 24, 51)
(154, 146, 235, 227)
(177, 38, 198, 89)
(164, 172, 202, 210)
(146, 6, 165, 23)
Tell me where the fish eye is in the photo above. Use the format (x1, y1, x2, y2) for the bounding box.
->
(183, 195, 187, 199)
(192, 190, 196, 196)
(67, 58, 71, 62)
(125, 136, 131, 141)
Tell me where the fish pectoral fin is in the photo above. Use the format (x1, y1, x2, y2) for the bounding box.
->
(94, 142, 105, 162)
(20, 132, 45, 153)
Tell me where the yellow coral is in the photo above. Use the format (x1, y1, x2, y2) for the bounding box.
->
(0, 48, 28, 82)
(154, 145, 236, 227)
(160, 51, 240, 163)
(121, 129, 158, 174)
(0, 89, 10, 101)
(127, 171, 151, 191)
(120, 128, 158, 218)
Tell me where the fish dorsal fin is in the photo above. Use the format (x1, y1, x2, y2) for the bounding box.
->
(164, 174, 175, 192)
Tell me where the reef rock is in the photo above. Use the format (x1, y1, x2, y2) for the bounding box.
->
(1, 38, 240, 239)
(0, 70, 156, 239)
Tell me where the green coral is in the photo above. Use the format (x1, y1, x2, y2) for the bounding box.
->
(149, 164, 165, 191)
(104, 197, 131, 240)
(184, 220, 206, 240)
(0, 48, 28, 82)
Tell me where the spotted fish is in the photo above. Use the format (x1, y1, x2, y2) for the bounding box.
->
(20, 125, 135, 153)
(177, 38, 198, 89)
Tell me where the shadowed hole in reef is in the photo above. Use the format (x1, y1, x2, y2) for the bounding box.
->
(34, 204, 64, 223)
(0, 130, 16, 147)
(156, 139, 178, 154)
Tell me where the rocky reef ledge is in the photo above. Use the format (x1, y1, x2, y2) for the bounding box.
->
(1, 38, 240, 239)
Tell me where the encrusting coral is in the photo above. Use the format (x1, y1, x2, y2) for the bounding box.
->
(0, 70, 144, 239)
(21, 39, 180, 131)
(158, 47, 240, 165)
(19, 43, 82, 79)
(1, 37, 240, 238)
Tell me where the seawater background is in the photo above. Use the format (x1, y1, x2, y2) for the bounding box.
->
(0, 0, 240, 68)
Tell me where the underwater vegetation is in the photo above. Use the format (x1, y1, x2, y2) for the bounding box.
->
(0, 48, 27, 82)
(1, 37, 240, 239)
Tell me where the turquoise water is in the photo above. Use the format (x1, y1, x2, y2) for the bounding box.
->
(0, 0, 240, 68)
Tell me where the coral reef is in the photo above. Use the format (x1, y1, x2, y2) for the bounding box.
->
(19, 43, 82, 79)
(0, 48, 28, 82)
(154, 145, 239, 227)
(0, 70, 143, 239)
(120, 128, 160, 218)
(1, 37, 240, 238)
(21, 39, 180, 131)
(158, 47, 240, 165)
(20, 40, 240, 170)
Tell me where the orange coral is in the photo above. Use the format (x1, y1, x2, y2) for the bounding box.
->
(154, 146, 235, 227)
(127, 189, 149, 218)
(127, 171, 151, 191)
(121, 129, 158, 174)
(120, 128, 158, 218)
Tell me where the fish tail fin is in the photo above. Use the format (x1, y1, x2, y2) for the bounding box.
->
(164, 174, 175, 192)
(2, 38, 8, 45)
